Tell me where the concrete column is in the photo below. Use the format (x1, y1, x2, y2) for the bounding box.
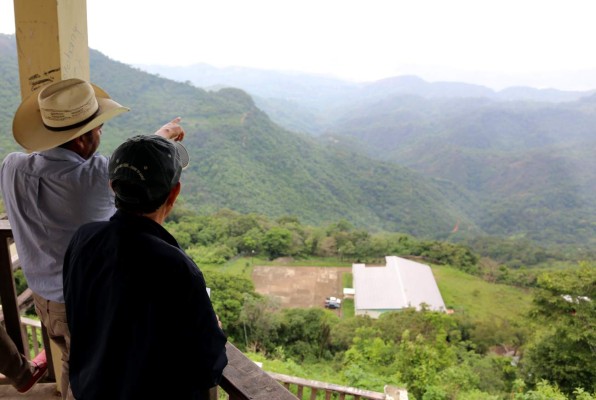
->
(13, 0, 90, 98)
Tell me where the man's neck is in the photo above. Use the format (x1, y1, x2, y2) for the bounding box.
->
(142, 205, 169, 226)
(59, 144, 88, 159)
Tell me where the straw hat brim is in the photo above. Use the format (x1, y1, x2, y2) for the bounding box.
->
(12, 83, 130, 152)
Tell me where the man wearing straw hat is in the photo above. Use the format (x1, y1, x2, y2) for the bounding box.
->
(0, 78, 185, 399)
(63, 135, 227, 399)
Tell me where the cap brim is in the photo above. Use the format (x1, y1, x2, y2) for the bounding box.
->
(173, 141, 190, 170)
(12, 83, 130, 152)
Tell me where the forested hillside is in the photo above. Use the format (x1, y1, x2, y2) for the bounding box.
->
(323, 95, 596, 247)
(0, 34, 475, 239)
(138, 53, 596, 251)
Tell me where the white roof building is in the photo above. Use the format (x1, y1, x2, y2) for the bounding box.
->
(352, 255, 446, 318)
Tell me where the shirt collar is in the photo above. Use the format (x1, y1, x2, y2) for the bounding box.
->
(39, 147, 88, 162)
(111, 210, 180, 248)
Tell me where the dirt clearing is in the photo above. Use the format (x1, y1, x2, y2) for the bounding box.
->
(252, 266, 351, 308)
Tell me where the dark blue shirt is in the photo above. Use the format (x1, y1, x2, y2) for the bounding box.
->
(63, 210, 227, 400)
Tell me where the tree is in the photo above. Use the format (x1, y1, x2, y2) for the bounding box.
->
(342, 326, 404, 390)
(522, 262, 596, 394)
(376, 308, 458, 344)
(262, 227, 292, 259)
(203, 271, 260, 343)
(238, 295, 281, 353)
(275, 308, 338, 361)
(393, 330, 457, 399)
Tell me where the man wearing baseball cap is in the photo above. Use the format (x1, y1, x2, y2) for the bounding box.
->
(63, 136, 227, 400)
(0, 78, 185, 399)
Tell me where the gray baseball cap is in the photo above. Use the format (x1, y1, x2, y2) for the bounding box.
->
(109, 135, 189, 204)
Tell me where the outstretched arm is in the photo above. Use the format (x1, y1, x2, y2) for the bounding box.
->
(154, 117, 185, 141)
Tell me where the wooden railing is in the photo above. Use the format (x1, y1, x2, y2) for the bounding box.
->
(268, 372, 408, 400)
(220, 343, 298, 400)
(19, 316, 44, 360)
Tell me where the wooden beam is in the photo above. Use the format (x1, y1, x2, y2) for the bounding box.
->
(220, 343, 298, 400)
(13, 0, 90, 98)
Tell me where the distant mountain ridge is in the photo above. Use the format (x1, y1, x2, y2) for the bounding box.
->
(139, 63, 596, 137)
(139, 63, 596, 105)
(1, 33, 593, 249)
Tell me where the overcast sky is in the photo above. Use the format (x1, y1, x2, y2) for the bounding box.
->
(2, 0, 596, 90)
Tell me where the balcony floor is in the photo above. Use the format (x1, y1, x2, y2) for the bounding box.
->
(0, 383, 60, 399)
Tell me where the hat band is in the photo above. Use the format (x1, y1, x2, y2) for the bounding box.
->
(42, 109, 100, 132)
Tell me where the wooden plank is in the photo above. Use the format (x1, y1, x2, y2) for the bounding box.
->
(0, 289, 35, 324)
(0, 382, 59, 399)
(219, 343, 298, 400)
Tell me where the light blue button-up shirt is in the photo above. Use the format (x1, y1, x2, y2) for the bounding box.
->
(0, 148, 116, 302)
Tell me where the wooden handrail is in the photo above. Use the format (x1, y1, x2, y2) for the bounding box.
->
(20, 316, 43, 359)
(269, 372, 385, 400)
(221, 342, 298, 399)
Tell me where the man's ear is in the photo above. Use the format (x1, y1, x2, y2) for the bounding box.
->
(167, 182, 181, 206)
(63, 135, 85, 154)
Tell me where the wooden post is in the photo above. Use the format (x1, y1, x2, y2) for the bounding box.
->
(0, 222, 25, 354)
(13, 0, 90, 98)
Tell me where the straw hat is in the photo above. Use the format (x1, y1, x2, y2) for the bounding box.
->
(12, 78, 130, 152)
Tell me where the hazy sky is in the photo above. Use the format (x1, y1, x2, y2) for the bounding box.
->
(2, 0, 596, 90)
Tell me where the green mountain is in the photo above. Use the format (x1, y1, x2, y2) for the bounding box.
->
(154, 58, 594, 248)
(324, 95, 596, 247)
(0, 34, 476, 239)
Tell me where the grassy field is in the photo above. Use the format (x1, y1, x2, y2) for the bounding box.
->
(341, 298, 355, 318)
(201, 256, 352, 278)
(432, 265, 534, 322)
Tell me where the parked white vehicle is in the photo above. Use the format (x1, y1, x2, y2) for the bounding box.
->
(324, 296, 342, 309)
